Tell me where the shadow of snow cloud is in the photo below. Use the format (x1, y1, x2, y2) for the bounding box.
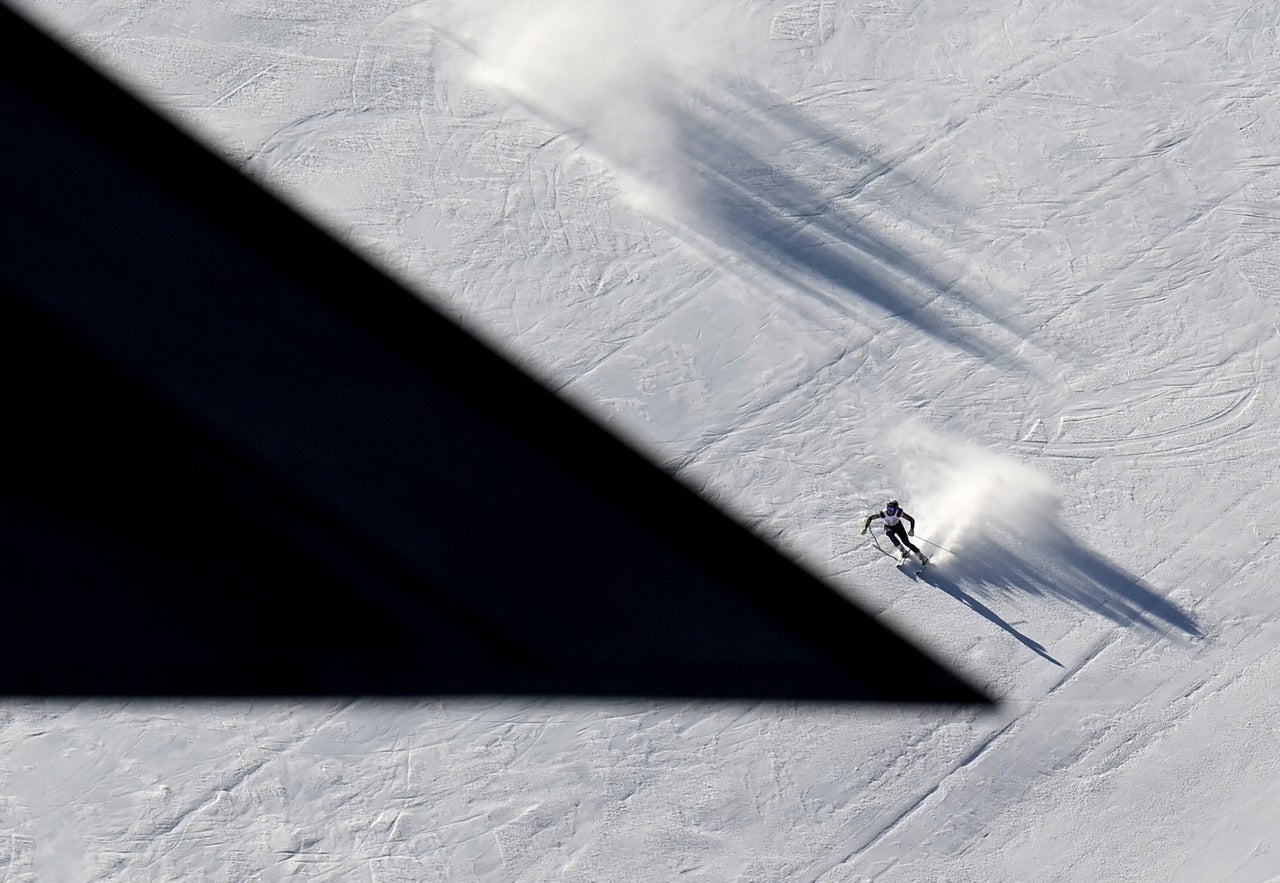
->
(440, 0, 1028, 366)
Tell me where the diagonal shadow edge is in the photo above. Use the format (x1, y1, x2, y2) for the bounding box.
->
(0, 4, 990, 704)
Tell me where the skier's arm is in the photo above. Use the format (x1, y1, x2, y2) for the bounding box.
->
(903, 512, 916, 534)
(860, 512, 878, 535)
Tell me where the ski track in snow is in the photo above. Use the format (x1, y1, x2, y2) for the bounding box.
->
(6, 0, 1280, 879)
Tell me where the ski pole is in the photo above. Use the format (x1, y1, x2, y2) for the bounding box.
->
(914, 535, 955, 555)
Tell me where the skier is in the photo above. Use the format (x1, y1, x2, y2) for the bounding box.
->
(861, 499, 928, 564)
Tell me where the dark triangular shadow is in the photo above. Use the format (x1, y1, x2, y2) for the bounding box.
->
(0, 5, 988, 703)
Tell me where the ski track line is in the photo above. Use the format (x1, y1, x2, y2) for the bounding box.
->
(835, 39, 1097, 208)
(136, 700, 356, 850)
(807, 713, 1021, 882)
(819, 580, 1239, 875)
(1013, 384, 1263, 464)
(168, 33, 360, 68)
(808, 616, 1132, 882)
(1015, 340, 1270, 464)
(211, 61, 278, 108)
(148, 754, 273, 854)
(1057, 588, 1277, 792)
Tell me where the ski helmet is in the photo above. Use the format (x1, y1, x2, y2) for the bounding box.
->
(887, 499, 899, 510)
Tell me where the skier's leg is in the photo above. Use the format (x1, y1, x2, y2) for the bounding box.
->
(891, 524, 923, 560)
(904, 536, 927, 562)
(888, 525, 910, 558)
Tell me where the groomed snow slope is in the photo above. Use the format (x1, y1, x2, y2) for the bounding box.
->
(5, 0, 1280, 879)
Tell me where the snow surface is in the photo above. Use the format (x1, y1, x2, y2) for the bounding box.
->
(6, 0, 1280, 879)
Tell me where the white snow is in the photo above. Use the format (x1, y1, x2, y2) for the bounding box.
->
(6, 0, 1280, 879)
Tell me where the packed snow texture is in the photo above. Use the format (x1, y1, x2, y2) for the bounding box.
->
(5, 0, 1280, 879)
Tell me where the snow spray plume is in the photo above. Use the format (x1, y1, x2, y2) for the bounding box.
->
(893, 424, 1061, 557)
(887, 423, 1198, 635)
(441, 0, 738, 208)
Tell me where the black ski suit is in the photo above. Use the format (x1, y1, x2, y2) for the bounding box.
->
(863, 507, 924, 559)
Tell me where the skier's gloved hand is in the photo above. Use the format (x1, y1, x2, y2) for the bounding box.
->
(860, 527, 866, 535)
(908, 527, 914, 536)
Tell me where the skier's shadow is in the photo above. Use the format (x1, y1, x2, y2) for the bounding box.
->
(875, 515, 1205, 669)
(915, 566, 1062, 667)
(871, 537, 1061, 666)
